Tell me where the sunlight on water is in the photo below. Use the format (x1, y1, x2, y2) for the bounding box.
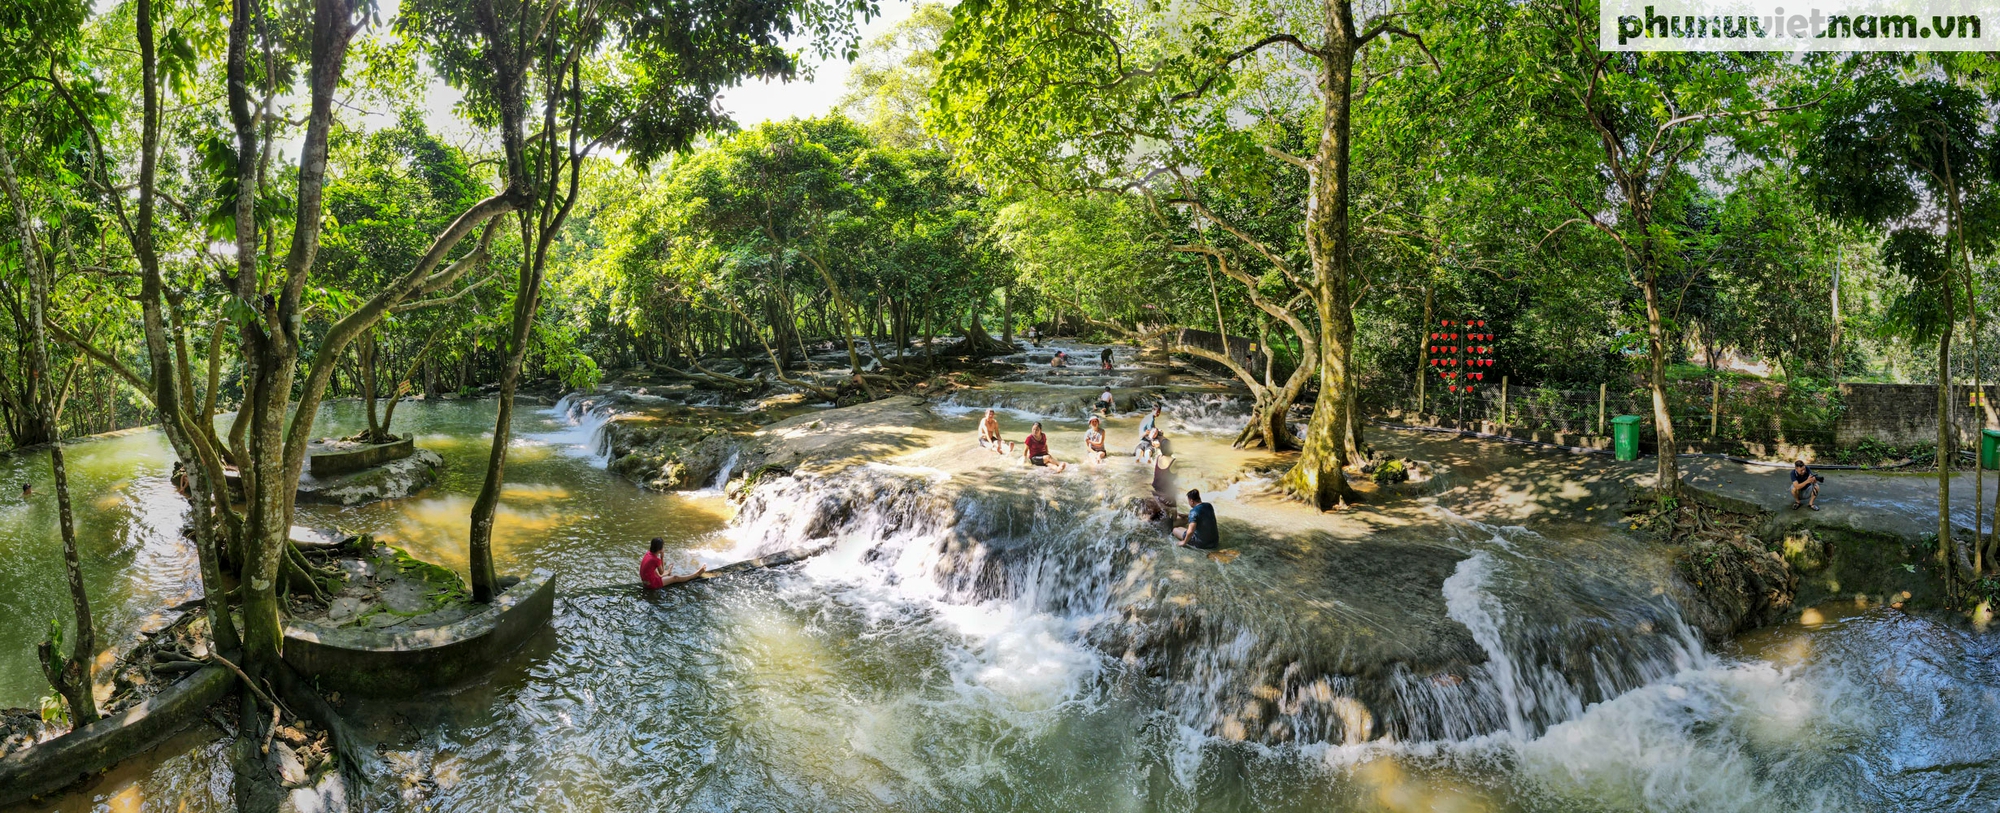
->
(14, 394, 2000, 812)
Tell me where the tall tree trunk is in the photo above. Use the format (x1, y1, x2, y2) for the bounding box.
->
(0, 141, 96, 727)
(1940, 319, 1955, 575)
(1002, 286, 1013, 345)
(1280, 3, 1359, 509)
(1415, 282, 1432, 414)
(359, 330, 382, 441)
(1830, 247, 1844, 380)
(1640, 245, 1679, 495)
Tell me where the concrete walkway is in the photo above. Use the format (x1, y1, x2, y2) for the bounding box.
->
(1681, 456, 1997, 541)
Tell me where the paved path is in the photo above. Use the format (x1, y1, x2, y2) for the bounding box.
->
(1681, 456, 1997, 541)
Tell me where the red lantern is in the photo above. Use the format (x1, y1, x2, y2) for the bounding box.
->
(1441, 320, 1450, 326)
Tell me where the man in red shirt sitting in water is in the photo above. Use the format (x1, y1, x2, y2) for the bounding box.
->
(640, 537, 706, 589)
(1021, 422, 1069, 472)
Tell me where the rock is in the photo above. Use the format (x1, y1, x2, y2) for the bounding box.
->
(380, 580, 437, 614)
(334, 558, 374, 582)
(1675, 536, 1799, 639)
(295, 449, 444, 507)
(284, 772, 348, 813)
(275, 741, 309, 787)
(602, 416, 755, 492)
(326, 597, 365, 626)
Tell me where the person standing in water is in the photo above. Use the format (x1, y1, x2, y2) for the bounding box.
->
(1083, 416, 1109, 464)
(640, 537, 706, 589)
(1172, 489, 1219, 550)
(1135, 405, 1165, 464)
(1100, 346, 1114, 370)
(1022, 422, 1068, 472)
(978, 409, 1008, 454)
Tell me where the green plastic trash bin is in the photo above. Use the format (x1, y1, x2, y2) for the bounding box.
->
(1983, 428, 2000, 470)
(1611, 415, 1644, 462)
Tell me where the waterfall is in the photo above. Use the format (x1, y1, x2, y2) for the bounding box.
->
(718, 467, 1719, 750)
(543, 392, 617, 466)
(686, 450, 740, 497)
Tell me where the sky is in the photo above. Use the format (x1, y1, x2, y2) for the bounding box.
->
(718, 0, 920, 128)
(348, 0, 920, 156)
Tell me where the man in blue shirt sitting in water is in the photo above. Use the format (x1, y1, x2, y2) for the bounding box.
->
(1172, 489, 1219, 550)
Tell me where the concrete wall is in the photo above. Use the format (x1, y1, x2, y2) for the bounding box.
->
(308, 434, 415, 476)
(1835, 383, 1994, 448)
(0, 664, 234, 808)
(282, 570, 555, 696)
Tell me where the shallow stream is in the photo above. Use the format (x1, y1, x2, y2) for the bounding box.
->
(5, 394, 1997, 811)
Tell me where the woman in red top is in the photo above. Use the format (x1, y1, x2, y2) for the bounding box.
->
(640, 537, 706, 589)
(1021, 422, 1068, 472)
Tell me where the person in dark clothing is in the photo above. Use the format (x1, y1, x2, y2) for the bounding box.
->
(1100, 346, 1114, 370)
(1789, 460, 1825, 511)
(1173, 489, 1219, 549)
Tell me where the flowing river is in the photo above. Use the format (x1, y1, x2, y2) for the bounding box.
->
(5, 393, 1999, 811)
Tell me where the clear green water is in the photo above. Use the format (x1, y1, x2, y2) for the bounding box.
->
(8, 396, 2000, 811)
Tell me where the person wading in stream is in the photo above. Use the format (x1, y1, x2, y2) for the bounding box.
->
(978, 409, 1009, 454)
(1022, 422, 1068, 472)
(641, 537, 706, 589)
(1084, 416, 1109, 464)
(1135, 405, 1165, 465)
(1097, 388, 1116, 416)
(1100, 346, 1114, 371)
(1173, 489, 1219, 550)
(1790, 460, 1826, 511)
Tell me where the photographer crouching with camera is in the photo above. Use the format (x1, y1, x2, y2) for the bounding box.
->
(1790, 460, 1826, 511)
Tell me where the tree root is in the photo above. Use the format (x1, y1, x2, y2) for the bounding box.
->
(274, 659, 369, 790)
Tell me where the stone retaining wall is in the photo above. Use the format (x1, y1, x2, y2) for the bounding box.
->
(0, 664, 234, 808)
(281, 570, 555, 696)
(1835, 382, 1995, 448)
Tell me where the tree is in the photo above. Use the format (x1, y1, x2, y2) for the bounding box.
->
(1529, 3, 1802, 499)
(401, 0, 877, 601)
(1801, 72, 1998, 579)
(934, 0, 1447, 506)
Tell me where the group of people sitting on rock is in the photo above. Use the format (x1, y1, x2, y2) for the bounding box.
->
(976, 403, 1166, 473)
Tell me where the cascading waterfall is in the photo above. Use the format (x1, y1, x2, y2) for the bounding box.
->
(710, 450, 739, 491)
(718, 467, 1717, 751)
(545, 392, 618, 465)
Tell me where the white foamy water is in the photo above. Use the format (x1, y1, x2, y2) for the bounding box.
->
(540, 392, 617, 465)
